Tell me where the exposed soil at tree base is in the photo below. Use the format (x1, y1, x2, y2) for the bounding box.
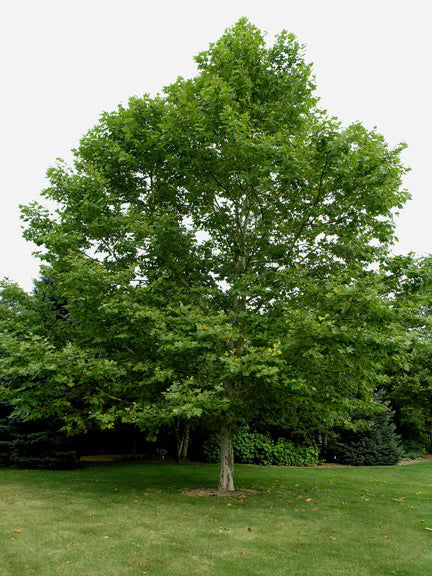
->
(181, 488, 258, 497)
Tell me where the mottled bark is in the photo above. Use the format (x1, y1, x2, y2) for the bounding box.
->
(219, 422, 234, 491)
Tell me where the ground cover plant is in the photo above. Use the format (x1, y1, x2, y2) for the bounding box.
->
(1, 462, 432, 576)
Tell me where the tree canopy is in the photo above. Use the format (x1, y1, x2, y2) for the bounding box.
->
(1, 19, 420, 489)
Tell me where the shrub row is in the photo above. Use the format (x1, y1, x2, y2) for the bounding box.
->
(203, 428, 319, 467)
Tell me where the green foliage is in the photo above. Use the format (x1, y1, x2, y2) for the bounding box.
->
(272, 438, 319, 467)
(2, 20, 418, 488)
(0, 404, 78, 469)
(233, 429, 274, 465)
(378, 255, 432, 453)
(203, 428, 319, 467)
(325, 398, 403, 466)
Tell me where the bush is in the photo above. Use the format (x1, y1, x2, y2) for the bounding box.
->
(273, 438, 319, 467)
(202, 428, 319, 467)
(325, 401, 403, 466)
(234, 429, 274, 465)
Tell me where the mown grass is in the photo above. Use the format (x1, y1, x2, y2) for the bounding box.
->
(1, 462, 432, 575)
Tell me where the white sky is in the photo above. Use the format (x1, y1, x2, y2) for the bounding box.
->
(1, 0, 431, 292)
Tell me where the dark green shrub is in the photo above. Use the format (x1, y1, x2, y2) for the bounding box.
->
(202, 433, 220, 463)
(234, 429, 274, 465)
(273, 438, 319, 467)
(202, 428, 319, 467)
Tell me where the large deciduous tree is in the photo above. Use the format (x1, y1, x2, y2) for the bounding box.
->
(17, 19, 410, 490)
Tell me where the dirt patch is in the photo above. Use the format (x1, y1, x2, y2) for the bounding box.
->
(80, 454, 168, 463)
(181, 488, 259, 497)
(398, 455, 432, 466)
(80, 454, 130, 462)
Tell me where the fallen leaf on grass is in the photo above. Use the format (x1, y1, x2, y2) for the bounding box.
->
(312, 508, 318, 512)
(329, 536, 336, 541)
(247, 527, 252, 532)
(305, 498, 312, 502)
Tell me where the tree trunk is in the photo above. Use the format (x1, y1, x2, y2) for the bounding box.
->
(219, 422, 235, 491)
(180, 421, 190, 463)
(175, 419, 191, 464)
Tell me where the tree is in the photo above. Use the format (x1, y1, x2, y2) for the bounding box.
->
(0, 282, 81, 467)
(325, 392, 404, 466)
(16, 19, 409, 490)
(0, 280, 126, 434)
(379, 255, 432, 452)
(0, 402, 79, 469)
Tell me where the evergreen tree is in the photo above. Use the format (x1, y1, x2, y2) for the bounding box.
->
(325, 395, 403, 466)
(0, 403, 79, 469)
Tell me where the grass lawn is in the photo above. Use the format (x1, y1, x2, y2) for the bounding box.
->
(1, 462, 432, 576)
